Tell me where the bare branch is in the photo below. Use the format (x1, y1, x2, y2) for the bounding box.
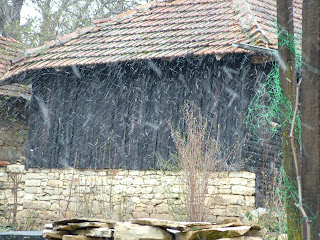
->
(289, 79, 311, 240)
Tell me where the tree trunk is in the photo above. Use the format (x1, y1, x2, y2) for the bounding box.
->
(0, 0, 24, 39)
(301, 0, 320, 239)
(277, 0, 302, 239)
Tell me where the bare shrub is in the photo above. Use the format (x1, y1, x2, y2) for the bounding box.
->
(170, 104, 245, 222)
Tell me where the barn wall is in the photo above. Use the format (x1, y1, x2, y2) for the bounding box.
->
(0, 96, 28, 162)
(27, 54, 259, 170)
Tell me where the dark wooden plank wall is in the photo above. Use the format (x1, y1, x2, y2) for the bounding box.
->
(26, 54, 271, 170)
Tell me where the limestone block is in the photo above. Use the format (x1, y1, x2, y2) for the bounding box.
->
(43, 229, 68, 239)
(229, 171, 255, 179)
(62, 235, 99, 240)
(146, 205, 154, 214)
(132, 177, 143, 185)
(175, 226, 251, 240)
(25, 186, 43, 194)
(53, 188, 63, 195)
(230, 178, 248, 185)
(50, 203, 60, 211)
(152, 186, 165, 194)
(231, 186, 255, 196)
(27, 200, 51, 210)
(144, 178, 159, 185)
(218, 172, 229, 178)
(132, 211, 150, 219)
(219, 184, 232, 189)
(116, 170, 129, 176)
(209, 172, 220, 178)
(75, 186, 91, 194)
(114, 222, 172, 240)
(247, 180, 255, 188)
(126, 186, 136, 195)
(222, 194, 244, 205)
(47, 173, 58, 180)
(245, 196, 255, 207)
(44, 188, 54, 195)
(112, 185, 126, 194)
(17, 190, 25, 198)
(211, 195, 227, 206)
(129, 170, 140, 176)
(96, 170, 107, 176)
(74, 228, 113, 238)
(44, 223, 53, 229)
(140, 194, 153, 200)
(40, 179, 48, 188)
(52, 218, 117, 228)
(49, 172, 60, 179)
(0, 172, 8, 181)
(6, 196, 15, 204)
(20, 192, 34, 201)
(41, 210, 61, 221)
(17, 205, 23, 211)
(131, 196, 140, 203)
(154, 203, 169, 214)
(171, 185, 182, 193)
(218, 188, 232, 194)
(48, 179, 64, 188)
(150, 199, 163, 206)
(132, 218, 213, 231)
(16, 209, 31, 220)
(225, 205, 245, 217)
(208, 185, 218, 194)
(25, 179, 41, 187)
(210, 208, 227, 216)
(142, 186, 153, 194)
(6, 164, 25, 173)
(26, 172, 46, 179)
(113, 175, 123, 180)
(143, 170, 157, 175)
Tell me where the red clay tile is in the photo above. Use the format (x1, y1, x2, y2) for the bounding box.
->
(0, 36, 24, 78)
(0, 0, 302, 81)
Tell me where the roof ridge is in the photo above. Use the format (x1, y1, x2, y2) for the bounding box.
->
(0, 36, 23, 44)
(93, 0, 165, 25)
(232, 0, 271, 44)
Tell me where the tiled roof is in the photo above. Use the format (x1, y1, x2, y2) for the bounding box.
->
(1, 0, 302, 81)
(0, 36, 28, 97)
(0, 36, 24, 78)
(0, 83, 31, 99)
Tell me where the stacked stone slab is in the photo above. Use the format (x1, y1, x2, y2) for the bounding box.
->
(0, 163, 256, 229)
(43, 218, 264, 240)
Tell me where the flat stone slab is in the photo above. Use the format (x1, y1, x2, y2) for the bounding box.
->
(43, 229, 69, 239)
(53, 218, 116, 231)
(62, 235, 106, 240)
(131, 218, 213, 231)
(114, 222, 172, 240)
(175, 226, 251, 240)
(53, 218, 116, 226)
(54, 222, 114, 231)
(74, 228, 113, 238)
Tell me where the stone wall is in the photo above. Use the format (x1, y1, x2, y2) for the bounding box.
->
(0, 164, 256, 230)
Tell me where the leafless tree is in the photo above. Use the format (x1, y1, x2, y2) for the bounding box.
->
(0, 0, 24, 39)
(1, 0, 148, 46)
(301, 0, 320, 239)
